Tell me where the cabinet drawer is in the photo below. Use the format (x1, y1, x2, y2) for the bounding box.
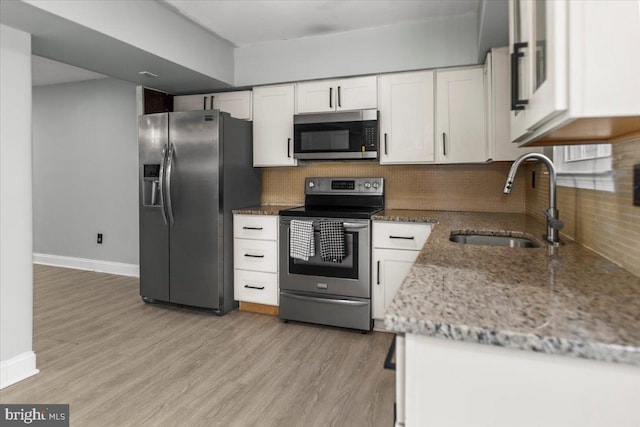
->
(234, 239, 278, 273)
(373, 222, 432, 250)
(234, 270, 278, 306)
(234, 215, 278, 241)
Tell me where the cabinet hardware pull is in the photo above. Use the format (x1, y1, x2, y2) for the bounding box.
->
(210, 95, 214, 109)
(329, 87, 333, 108)
(244, 254, 265, 258)
(384, 133, 388, 155)
(242, 226, 263, 230)
(244, 285, 265, 290)
(287, 137, 291, 158)
(337, 86, 341, 107)
(442, 133, 446, 156)
(377, 261, 380, 285)
(389, 235, 414, 240)
(203, 96, 207, 110)
(510, 42, 529, 111)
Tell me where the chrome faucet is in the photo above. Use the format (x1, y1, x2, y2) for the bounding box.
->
(504, 153, 564, 245)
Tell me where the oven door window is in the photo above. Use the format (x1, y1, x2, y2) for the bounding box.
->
(289, 231, 358, 279)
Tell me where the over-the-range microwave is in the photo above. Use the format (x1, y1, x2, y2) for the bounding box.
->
(293, 109, 378, 160)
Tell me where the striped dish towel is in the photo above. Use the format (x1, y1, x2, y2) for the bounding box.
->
(319, 220, 345, 263)
(290, 220, 315, 261)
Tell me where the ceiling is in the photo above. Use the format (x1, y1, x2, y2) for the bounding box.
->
(163, 0, 481, 47)
(9, 0, 496, 92)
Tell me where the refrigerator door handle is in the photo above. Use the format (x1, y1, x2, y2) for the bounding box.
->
(158, 147, 169, 225)
(165, 144, 176, 225)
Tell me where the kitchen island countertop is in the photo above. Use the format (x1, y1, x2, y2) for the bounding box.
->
(373, 210, 640, 366)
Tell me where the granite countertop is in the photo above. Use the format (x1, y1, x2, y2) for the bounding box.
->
(375, 210, 640, 366)
(232, 205, 299, 216)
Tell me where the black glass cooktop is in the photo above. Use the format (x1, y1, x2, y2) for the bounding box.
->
(279, 205, 383, 220)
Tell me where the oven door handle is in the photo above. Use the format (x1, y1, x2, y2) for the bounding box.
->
(342, 222, 368, 230)
(284, 293, 369, 307)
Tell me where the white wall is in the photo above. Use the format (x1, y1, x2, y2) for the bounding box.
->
(235, 14, 479, 87)
(32, 78, 139, 271)
(0, 24, 38, 389)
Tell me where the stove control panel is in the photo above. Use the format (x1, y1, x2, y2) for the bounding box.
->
(305, 177, 384, 196)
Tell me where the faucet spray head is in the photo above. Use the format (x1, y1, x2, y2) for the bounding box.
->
(503, 180, 513, 194)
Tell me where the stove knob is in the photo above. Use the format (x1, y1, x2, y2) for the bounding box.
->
(364, 182, 371, 189)
(308, 181, 315, 188)
(372, 182, 380, 189)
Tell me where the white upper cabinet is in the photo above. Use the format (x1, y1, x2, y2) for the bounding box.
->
(252, 84, 297, 167)
(485, 48, 541, 161)
(296, 76, 377, 113)
(435, 67, 489, 164)
(174, 91, 252, 120)
(509, 0, 640, 145)
(173, 94, 209, 112)
(211, 91, 252, 120)
(379, 71, 435, 164)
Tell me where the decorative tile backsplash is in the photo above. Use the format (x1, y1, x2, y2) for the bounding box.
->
(262, 162, 528, 213)
(261, 137, 640, 277)
(526, 137, 640, 277)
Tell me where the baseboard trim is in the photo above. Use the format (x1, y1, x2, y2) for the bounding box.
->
(33, 253, 139, 277)
(0, 351, 39, 389)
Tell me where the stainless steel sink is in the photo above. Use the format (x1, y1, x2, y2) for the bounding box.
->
(449, 233, 540, 248)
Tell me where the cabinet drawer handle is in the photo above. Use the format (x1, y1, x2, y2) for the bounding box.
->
(442, 132, 446, 156)
(242, 226, 263, 230)
(244, 254, 265, 258)
(389, 235, 415, 240)
(329, 87, 333, 108)
(287, 137, 291, 158)
(510, 42, 529, 111)
(244, 285, 265, 290)
(384, 133, 388, 155)
(377, 260, 380, 285)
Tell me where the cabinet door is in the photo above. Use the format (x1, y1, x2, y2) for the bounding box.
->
(486, 48, 541, 161)
(372, 248, 420, 320)
(252, 84, 297, 167)
(379, 71, 435, 164)
(509, 0, 568, 142)
(173, 94, 208, 111)
(296, 80, 336, 113)
(212, 91, 252, 120)
(336, 76, 378, 111)
(436, 67, 488, 164)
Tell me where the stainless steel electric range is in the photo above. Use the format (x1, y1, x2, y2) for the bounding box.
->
(278, 177, 384, 331)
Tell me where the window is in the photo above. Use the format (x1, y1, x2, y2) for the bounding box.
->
(553, 144, 614, 192)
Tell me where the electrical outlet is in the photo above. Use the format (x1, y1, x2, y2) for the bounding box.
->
(97, 233, 103, 244)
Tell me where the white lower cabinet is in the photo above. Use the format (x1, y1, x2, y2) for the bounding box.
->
(372, 221, 432, 322)
(400, 333, 640, 427)
(233, 214, 279, 306)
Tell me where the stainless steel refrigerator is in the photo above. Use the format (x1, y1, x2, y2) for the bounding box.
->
(138, 110, 261, 314)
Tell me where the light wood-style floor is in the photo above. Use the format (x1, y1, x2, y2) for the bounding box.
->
(1, 265, 395, 426)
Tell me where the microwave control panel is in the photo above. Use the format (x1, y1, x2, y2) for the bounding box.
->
(362, 122, 378, 152)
